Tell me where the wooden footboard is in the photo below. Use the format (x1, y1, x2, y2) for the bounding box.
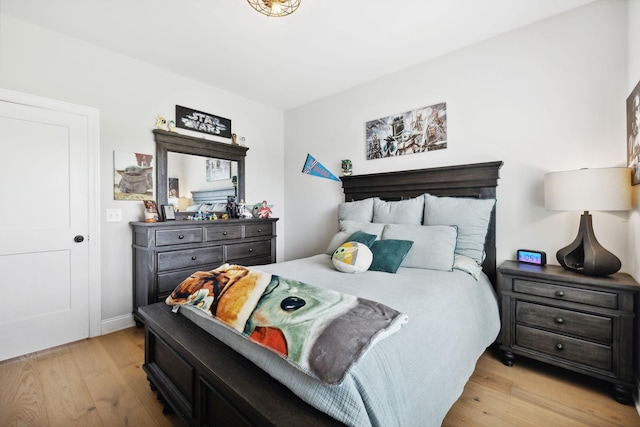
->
(139, 303, 345, 427)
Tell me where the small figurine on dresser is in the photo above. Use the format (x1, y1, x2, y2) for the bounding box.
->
(257, 200, 272, 218)
(341, 159, 353, 176)
(155, 115, 167, 130)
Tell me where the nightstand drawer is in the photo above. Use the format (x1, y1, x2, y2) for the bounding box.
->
(516, 301, 612, 343)
(205, 225, 243, 242)
(156, 228, 203, 246)
(513, 279, 618, 309)
(515, 325, 612, 371)
(158, 247, 224, 271)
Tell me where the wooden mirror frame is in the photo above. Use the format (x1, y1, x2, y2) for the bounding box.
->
(154, 129, 248, 217)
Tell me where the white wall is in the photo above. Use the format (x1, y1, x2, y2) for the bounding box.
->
(284, 1, 630, 271)
(0, 14, 285, 329)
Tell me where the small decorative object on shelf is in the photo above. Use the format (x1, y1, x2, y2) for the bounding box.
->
(232, 133, 238, 145)
(167, 120, 176, 132)
(155, 115, 167, 130)
(341, 159, 353, 176)
(143, 200, 159, 222)
(258, 200, 272, 218)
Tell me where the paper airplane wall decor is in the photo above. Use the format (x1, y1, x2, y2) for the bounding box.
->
(301, 154, 340, 182)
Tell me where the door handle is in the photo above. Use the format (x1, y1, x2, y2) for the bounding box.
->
(74, 235, 84, 243)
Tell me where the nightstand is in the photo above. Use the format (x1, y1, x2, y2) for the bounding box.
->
(498, 260, 640, 404)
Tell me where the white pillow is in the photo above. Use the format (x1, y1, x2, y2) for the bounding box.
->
(338, 198, 374, 222)
(381, 224, 457, 271)
(453, 255, 483, 280)
(423, 193, 495, 265)
(325, 221, 386, 255)
(372, 195, 424, 225)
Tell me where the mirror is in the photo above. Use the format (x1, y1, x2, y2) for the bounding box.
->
(154, 129, 248, 217)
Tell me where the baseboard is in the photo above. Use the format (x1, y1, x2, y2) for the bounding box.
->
(101, 313, 136, 335)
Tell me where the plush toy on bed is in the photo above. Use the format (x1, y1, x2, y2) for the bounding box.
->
(332, 242, 373, 273)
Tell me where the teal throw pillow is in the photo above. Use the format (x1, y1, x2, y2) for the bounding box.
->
(369, 239, 414, 273)
(343, 230, 377, 248)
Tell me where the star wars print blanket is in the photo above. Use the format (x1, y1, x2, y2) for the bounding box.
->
(165, 263, 408, 384)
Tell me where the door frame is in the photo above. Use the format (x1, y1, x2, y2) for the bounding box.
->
(0, 88, 101, 337)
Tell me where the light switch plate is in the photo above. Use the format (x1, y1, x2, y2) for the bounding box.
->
(106, 209, 122, 222)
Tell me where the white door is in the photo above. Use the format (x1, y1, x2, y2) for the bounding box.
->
(0, 91, 99, 360)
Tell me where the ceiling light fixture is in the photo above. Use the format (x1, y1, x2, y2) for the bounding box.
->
(247, 0, 301, 17)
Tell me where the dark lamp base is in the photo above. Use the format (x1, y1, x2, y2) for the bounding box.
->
(556, 212, 621, 276)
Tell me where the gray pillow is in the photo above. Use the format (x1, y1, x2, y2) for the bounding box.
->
(372, 195, 424, 225)
(423, 193, 495, 265)
(382, 224, 457, 271)
(325, 220, 386, 255)
(338, 198, 374, 222)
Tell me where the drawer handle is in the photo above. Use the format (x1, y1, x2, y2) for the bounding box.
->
(257, 228, 262, 233)
(191, 256, 197, 260)
(223, 231, 228, 235)
(555, 343, 564, 351)
(555, 317, 564, 324)
(178, 234, 185, 239)
(555, 291, 565, 297)
(249, 248, 253, 252)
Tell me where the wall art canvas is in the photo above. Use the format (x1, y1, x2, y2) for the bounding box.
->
(113, 151, 153, 200)
(176, 105, 232, 138)
(366, 102, 447, 160)
(627, 81, 640, 185)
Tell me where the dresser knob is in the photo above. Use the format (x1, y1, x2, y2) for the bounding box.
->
(555, 290, 565, 297)
(223, 231, 228, 235)
(555, 343, 564, 351)
(191, 256, 197, 260)
(555, 317, 564, 324)
(179, 234, 185, 239)
(249, 248, 253, 252)
(257, 229, 262, 233)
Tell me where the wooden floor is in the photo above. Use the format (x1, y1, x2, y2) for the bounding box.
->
(1, 328, 639, 427)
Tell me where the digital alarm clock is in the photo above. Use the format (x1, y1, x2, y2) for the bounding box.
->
(517, 249, 547, 266)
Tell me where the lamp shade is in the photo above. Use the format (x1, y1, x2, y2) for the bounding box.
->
(544, 167, 631, 212)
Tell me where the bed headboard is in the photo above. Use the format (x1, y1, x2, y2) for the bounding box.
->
(340, 161, 503, 286)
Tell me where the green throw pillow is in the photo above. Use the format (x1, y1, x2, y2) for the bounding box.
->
(369, 239, 414, 273)
(343, 230, 377, 247)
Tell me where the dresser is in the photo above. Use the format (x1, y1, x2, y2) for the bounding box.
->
(131, 218, 278, 325)
(498, 260, 639, 404)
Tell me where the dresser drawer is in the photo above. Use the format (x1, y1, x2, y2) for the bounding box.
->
(516, 301, 612, 343)
(158, 247, 224, 271)
(515, 325, 612, 371)
(513, 279, 618, 309)
(205, 225, 243, 242)
(245, 223, 272, 238)
(227, 240, 271, 261)
(156, 228, 203, 246)
(157, 267, 220, 297)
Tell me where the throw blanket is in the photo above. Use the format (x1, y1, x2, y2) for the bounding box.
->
(165, 263, 408, 384)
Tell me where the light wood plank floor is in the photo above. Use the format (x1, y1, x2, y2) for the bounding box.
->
(1, 328, 639, 426)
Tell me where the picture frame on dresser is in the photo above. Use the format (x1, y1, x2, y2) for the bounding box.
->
(161, 205, 175, 221)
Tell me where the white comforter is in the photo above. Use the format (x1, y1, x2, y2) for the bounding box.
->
(178, 254, 500, 427)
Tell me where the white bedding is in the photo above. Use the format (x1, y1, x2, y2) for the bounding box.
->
(178, 254, 500, 427)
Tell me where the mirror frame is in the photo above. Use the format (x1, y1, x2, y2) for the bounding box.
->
(154, 129, 248, 215)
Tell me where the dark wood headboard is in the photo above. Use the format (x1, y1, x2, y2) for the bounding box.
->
(340, 161, 503, 286)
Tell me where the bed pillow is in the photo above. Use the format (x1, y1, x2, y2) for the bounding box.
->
(338, 198, 374, 222)
(423, 193, 495, 265)
(368, 239, 413, 273)
(325, 221, 386, 255)
(381, 224, 457, 271)
(332, 242, 374, 273)
(453, 255, 483, 280)
(372, 195, 424, 225)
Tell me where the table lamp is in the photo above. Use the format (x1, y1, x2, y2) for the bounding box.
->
(544, 167, 631, 276)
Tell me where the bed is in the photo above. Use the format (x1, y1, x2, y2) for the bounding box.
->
(139, 160, 503, 427)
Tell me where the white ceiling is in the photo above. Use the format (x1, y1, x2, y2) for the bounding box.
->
(1, 0, 595, 110)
